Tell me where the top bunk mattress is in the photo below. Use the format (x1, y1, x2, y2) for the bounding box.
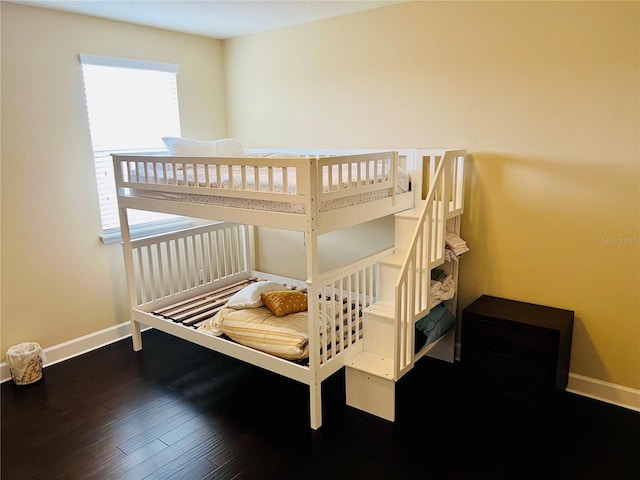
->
(129, 162, 411, 214)
(121, 150, 411, 215)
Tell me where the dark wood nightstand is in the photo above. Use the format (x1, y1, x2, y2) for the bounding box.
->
(461, 295, 574, 401)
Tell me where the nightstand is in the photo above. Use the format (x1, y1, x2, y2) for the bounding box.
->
(461, 295, 574, 401)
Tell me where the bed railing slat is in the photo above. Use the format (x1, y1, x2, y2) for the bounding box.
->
(130, 223, 252, 309)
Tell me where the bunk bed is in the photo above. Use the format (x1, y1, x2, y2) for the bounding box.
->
(113, 142, 466, 429)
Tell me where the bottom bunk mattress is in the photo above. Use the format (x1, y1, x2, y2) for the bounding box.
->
(152, 280, 362, 362)
(200, 306, 311, 361)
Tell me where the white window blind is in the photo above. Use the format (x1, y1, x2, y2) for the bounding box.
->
(80, 54, 189, 243)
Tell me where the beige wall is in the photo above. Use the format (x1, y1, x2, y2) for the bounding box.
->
(1, 4, 226, 356)
(225, 1, 640, 390)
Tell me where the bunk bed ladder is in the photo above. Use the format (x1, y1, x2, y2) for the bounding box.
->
(345, 149, 466, 421)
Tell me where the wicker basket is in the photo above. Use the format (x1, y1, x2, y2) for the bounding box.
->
(7, 343, 44, 386)
(10, 355, 43, 385)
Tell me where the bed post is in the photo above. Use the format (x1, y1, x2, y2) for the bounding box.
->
(306, 265, 322, 429)
(305, 157, 319, 281)
(118, 205, 142, 351)
(306, 156, 323, 428)
(306, 264, 322, 430)
(309, 382, 322, 430)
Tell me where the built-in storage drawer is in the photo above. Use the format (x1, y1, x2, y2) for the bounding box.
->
(461, 295, 574, 399)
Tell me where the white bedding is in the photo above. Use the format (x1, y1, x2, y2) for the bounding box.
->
(149, 137, 409, 194)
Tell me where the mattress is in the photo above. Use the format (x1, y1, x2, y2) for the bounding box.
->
(127, 160, 410, 214)
(154, 280, 363, 362)
(193, 282, 363, 361)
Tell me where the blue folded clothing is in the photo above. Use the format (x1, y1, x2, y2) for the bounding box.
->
(415, 303, 456, 349)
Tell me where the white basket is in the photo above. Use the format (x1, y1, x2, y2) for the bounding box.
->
(6, 342, 45, 386)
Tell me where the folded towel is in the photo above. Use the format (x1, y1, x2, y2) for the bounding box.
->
(445, 232, 469, 256)
(445, 231, 466, 248)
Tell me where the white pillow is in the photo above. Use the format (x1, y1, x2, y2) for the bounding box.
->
(225, 281, 285, 309)
(162, 137, 244, 157)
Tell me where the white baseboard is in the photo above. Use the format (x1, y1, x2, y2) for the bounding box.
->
(0, 321, 144, 383)
(567, 373, 640, 412)
(3, 329, 639, 414)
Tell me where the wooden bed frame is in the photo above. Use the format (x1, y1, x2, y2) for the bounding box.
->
(113, 148, 466, 429)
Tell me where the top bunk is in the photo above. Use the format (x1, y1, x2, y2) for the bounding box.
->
(112, 140, 419, 235)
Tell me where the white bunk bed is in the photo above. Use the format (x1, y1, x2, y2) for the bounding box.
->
(113, 146, 466, 429)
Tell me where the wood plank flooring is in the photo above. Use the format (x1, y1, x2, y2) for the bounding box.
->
(2, 329, 639, 479)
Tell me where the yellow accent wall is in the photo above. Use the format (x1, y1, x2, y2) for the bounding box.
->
(224, 1, 640, 389)
(1, 4, 226, 356)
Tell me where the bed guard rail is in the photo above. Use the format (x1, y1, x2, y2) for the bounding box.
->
(113, 151, 401, 207)
(307, 248, 391, 370)
(126, 222, 252, 310)
(113, 154, 311, 204)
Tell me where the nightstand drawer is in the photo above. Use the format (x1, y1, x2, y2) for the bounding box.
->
(463, 315, 558, 363)
(464, 347, 556, 398)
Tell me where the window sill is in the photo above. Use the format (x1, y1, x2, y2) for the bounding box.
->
(101, 218, 194, 244)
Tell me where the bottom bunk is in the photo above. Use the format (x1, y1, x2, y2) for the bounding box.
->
(146, 276, 363, 364)
(124, 222, 385, 429)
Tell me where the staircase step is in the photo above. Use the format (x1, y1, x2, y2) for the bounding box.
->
(364, 301, 395, 320)
(378, 259, 401, 304)
(380, 249, 444, 270)
(394, 205, 423, 250)
(379, 250, 406, 268)
(379, 250, 445, 304)
(395, 205, 461, 252)
(396, 200, 463, 221)
(362, 301, 395, 358)
(347, 351, 394, 379)
(394, 202, 426, 220)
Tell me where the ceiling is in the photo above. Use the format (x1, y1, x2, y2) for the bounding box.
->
(11, 0, 401, 39)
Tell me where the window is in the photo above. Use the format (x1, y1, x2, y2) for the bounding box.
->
(80, 54, 190, 243)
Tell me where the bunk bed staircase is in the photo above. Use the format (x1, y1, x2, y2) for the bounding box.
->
(344, 149, 466, 421)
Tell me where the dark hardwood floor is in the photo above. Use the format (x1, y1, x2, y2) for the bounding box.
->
(2, 329, 639, 480)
